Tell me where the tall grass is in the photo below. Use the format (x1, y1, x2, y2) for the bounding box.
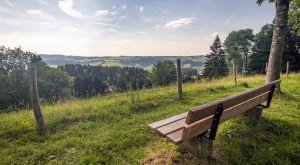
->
(0, 74, 299, 164)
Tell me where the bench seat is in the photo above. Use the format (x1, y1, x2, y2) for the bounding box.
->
(149, 112, 187, 144)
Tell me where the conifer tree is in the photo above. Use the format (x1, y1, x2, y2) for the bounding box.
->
(203, 35, 229, 79)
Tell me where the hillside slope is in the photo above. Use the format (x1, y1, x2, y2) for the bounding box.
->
(0, 74, 299, 164)
(39, 55, 206, 70)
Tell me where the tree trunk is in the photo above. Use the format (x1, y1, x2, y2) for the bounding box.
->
(233, 61, 237, 87)
(266, 0, 289, 90)
(242, 56, 245, 77)
(245, 52, 248, 75)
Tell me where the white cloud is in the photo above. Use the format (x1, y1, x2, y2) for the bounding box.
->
(165, 17, 194, 29)
(137, 31, 146, 34)
(143, 18, 150, 22)
(155, 25, 160, 30)
(122, 5, 127, 10)
(58, 0, 84, 18)
(225, 12, 236, 25)
(196, 30, 205, 34)
(120, 16, 127, 19)
(32, 0, 48, 5)
(61, 26, 88, 35)
(95, 22, 116, 27)
(156, 9, 174, 16)
(96, 9, 117, 16)
(110, 10, 117, 15)
(109, 27, 120, 33)
(0, 18, 21, 25)
(96, 9, 109, 16)
(210, 32, 219, 37)
(99, 27, 121, 34)
(27, 10, 55, 21)
(139, 6, 144, 13)
(121, 39, 131, 43)
(5, 0, 14, 8)
(0, 6, 9, 13)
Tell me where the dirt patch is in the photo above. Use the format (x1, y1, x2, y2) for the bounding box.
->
(144, 150, 221, 165)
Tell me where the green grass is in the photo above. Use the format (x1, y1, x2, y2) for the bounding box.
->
(0, 74, 299, 164)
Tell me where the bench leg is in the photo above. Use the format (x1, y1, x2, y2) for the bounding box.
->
(181, 136, 199, 156)
(245, 106, 263, 126)
(198, 135, 213, 158)
(181, 134, 213, 159)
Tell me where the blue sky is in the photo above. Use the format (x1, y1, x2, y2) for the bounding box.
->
(0, 0, 275, 56)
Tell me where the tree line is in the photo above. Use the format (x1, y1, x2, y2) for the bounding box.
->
(0, 46, 70, 111)
(0, 46, 198, 112)
(58, 64, 151, 97)
(203, 0, 300, 83)
(202, 22, 300, 81)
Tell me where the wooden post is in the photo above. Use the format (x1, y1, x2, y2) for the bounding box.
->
(233, 61, 237, 87)
(245, 106, 263, 126)
(182, 134, 213, 159)
(29, 66, 46, 133)
(176, 59, 183, 100)
(286, 61, 289, 78)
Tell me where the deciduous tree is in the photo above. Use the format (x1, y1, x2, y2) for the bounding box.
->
(289, 0, 300, 35)
(151, 60, 176, 86)
(249, 24, 274, 74)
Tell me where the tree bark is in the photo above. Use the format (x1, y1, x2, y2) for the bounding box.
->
(242, 56, 245, 77)
(266, 0, 289, 88)
(233, 61, 237, 87)
(245, 52, 248, 76)
(286, 61, 289, 77)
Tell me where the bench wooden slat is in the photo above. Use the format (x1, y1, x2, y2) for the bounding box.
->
(156, 118, 186, 136)
(182, 91, 270, 141)
(185, 80, 280, 124)
(148, 112, 188, 130)
(166, 128, 184, 144)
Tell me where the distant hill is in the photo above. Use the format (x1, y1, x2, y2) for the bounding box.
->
(39, 54, 206, 70)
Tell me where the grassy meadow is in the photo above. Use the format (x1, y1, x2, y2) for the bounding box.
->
(0, 74, 299, 164)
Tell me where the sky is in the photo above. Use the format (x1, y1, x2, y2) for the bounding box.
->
(0, 0, 275, 56)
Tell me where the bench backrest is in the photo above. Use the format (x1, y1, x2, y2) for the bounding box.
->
(182, 79, 281, 141)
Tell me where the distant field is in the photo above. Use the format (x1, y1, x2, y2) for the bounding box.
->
(40, 54, 206, 70)
(0, 74, 299, 164)
(48, 64, 58, 68)
(101, 60, 124, 67)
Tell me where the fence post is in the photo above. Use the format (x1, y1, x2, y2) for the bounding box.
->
(29, 66, 46, 134)
(176, 59, 183, 100)
(286, 61, 289, 78)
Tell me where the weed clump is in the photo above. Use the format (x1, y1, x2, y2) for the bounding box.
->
(240, 82, 249, 88)
(206, 88, 216, 93)
(129, 90, 141, 112)
(215, 86, 227, 90)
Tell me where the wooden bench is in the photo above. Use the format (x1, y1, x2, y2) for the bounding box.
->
(149, 80, 281, 158)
